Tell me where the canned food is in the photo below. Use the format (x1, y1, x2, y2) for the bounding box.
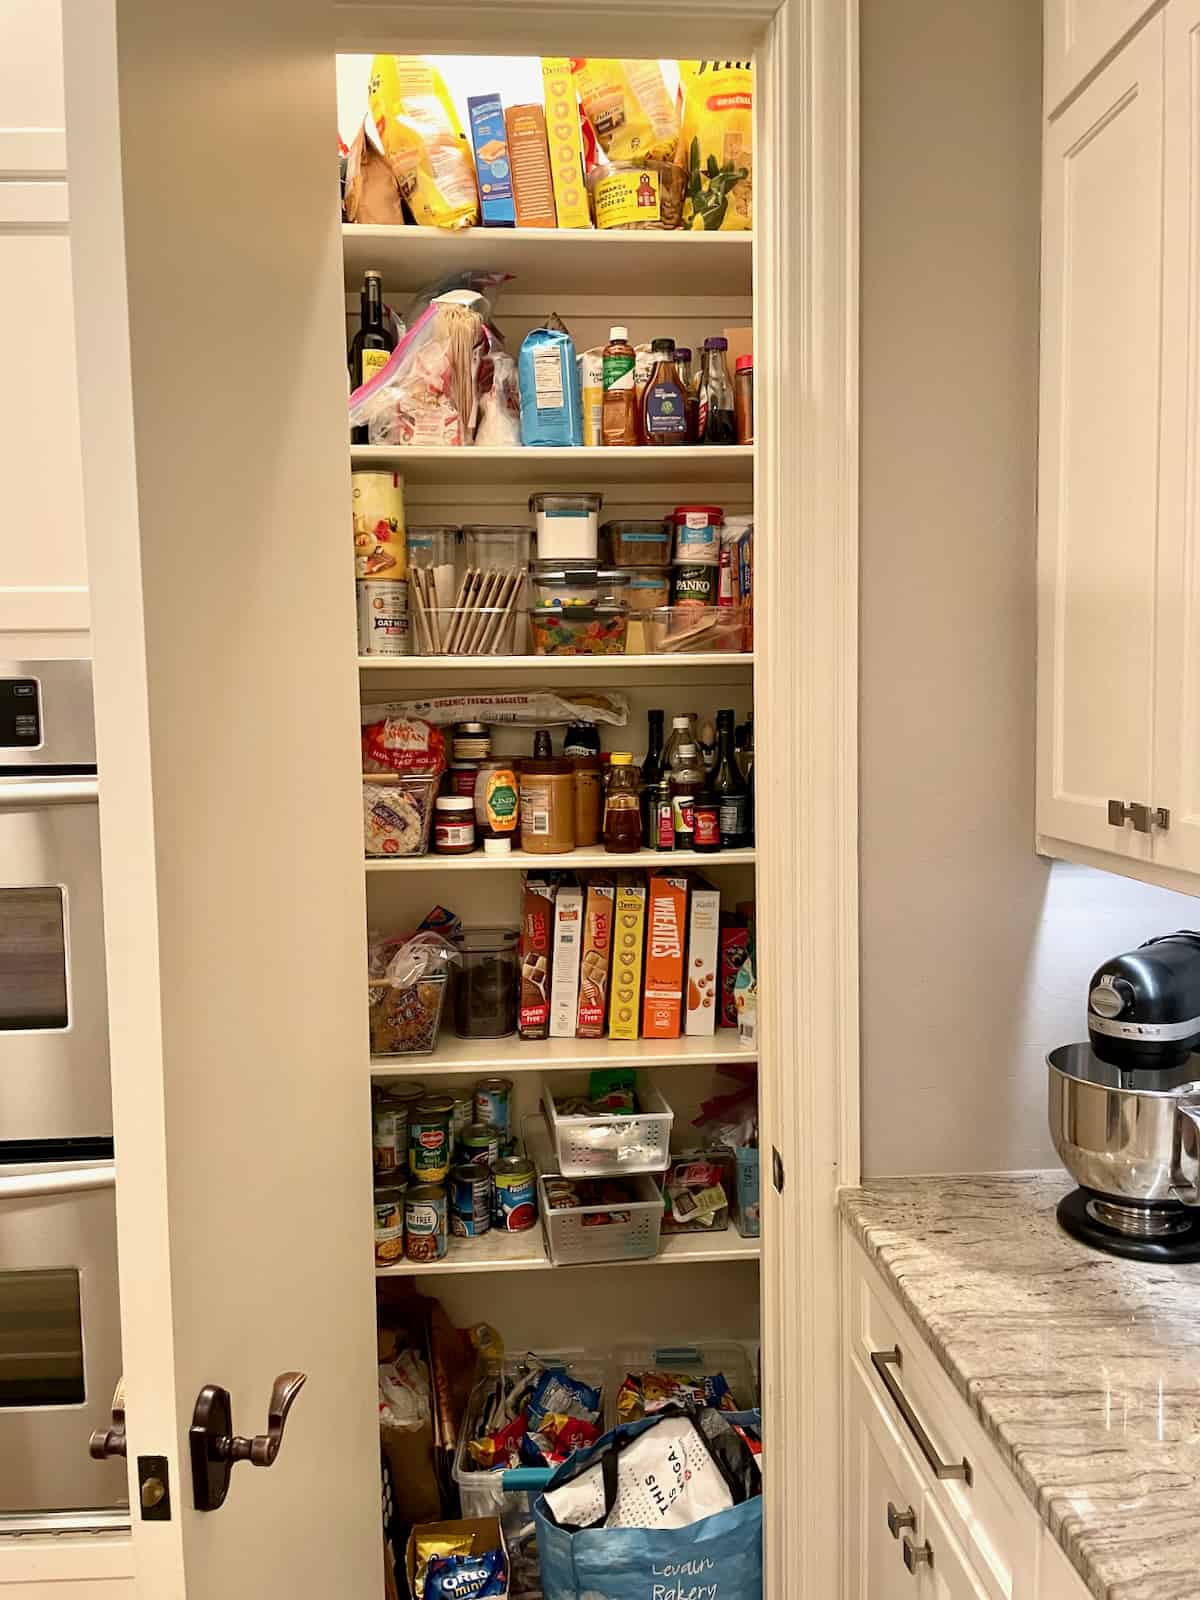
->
(671, 563, 718, 609)
(405, 1182, 448, 1262)
(460, 1122, 501, 1167)
(357, 579, 410, 656)
(450, 1094, 474, 1150)
(389, 1082, 427, 1107)
(408, 1094, 454, 1183)
(372, 1093, 408, 1180)
(374, 1187, 406, 1266)
(492, 1155, 537, 1232)
(474, 1077, 514, 1140)
(450, 1163, 492, 1237)
(352, 470, 407, 580)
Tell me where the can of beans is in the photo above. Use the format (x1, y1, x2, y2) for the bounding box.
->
(474, 1077, 514, 1139)
(450, 1163, 492, 1237)
(352, 470, 407, 580)
(404, 1182, 448, 1262)
(374, 1187, 406, 1266)
(450, 1094, 474, 1151)
(408, 1095, 454, 1183)
(357, 579, 410, 656)
(460, 1122, 501, 1167)
(491, 1154, 538, 1232)
(671, 563, 718, 609)
(372, 1092, 408, 1180)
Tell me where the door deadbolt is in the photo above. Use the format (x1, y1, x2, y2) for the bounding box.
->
(188, 1371, 306, 1512)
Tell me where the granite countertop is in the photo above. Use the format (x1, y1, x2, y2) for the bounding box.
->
(840, 1172, 1200, 1600)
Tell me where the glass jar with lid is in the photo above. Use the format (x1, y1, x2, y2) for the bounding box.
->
(452, 926, 520, 1039)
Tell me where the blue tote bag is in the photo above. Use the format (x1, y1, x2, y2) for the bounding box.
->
(533, 1409, 763, 1600)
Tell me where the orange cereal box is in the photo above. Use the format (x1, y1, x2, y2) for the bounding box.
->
(642, 872, 688, 1039)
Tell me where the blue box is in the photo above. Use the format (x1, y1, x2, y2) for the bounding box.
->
(467, 94, 515, 227)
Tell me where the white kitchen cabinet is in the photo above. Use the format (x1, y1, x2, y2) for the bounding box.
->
(845, 1359, 927, 1600)
(1043, 0, 1163, 115)
(920, 1497, 992, 1600)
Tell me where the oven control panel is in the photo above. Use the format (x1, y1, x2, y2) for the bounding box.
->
(0, 679, 41, 749)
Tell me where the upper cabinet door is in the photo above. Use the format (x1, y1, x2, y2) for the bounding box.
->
(1044, 0, 1163, 117)
(1036, 17, 1165, 861)
(62, 1, 382, 1594)
(1150, 0, 1200, 876)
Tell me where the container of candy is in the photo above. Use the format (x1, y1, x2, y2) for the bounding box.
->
(529, 603, 629, 656)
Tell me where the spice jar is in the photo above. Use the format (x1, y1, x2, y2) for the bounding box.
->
(734, 355, 754, 445)
(434, 795, 476, 855)
(572, 756, 603, 847)
(452, 926, 519, 1039)
(452, 722, 491, 762)
(518, 758, 576, 853)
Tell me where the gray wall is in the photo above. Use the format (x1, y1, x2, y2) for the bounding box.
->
(859, 0, 1198, 1176)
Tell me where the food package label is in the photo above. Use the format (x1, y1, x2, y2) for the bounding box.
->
(549, 883, 585, 1038)
(591, 167, 661, 229)
(579, 347, 604, 446)
(608, 874, 647, 1041)
(505, 103, 557, 228)
(642, 873, 688, 1039)
(541, 59, 591, 227)
(520, 877, 558, 1039)
(570, 58, 680, 164)
(577, 877, 615, 1037)
(352, 470, 407, 580)
(467, 94, 516, 226)
(719, 918, 750, 1029)
(367, 55, 479, 229)
(676, 59, 753, 232)
(685, 880, 721, 1036)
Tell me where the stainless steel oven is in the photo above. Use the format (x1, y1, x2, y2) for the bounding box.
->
(0, 662, 126, 1523)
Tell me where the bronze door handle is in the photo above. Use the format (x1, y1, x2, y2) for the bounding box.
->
(189, 1371, 307, 1511)
(89, 1377, 127, 1460)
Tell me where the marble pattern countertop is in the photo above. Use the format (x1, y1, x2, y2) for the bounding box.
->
(840, 1172, 1200, 1600)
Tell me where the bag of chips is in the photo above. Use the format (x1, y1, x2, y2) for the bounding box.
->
(675, 60, 753, 231)
(570, 59, 679, 165)
(367, 55, 479, 229)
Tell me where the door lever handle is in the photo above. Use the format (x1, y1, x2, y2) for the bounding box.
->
(89, 1377, 127, 1460)
(189, 1371, 306, 1511)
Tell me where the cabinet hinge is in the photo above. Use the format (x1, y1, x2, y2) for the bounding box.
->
(772, 1147, 784, 1194)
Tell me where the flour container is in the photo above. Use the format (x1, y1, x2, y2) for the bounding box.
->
(530, 493, 602, 561)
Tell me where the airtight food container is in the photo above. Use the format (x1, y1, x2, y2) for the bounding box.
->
(603, 519, 672, 567)
(530, 493, 602, 561)
(461, 524, 533, 572)
(530, 562, 629, 610)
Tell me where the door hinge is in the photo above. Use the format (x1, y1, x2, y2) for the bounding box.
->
(137, 1455, 171, 1521)
(772, 1147, 784, 1194)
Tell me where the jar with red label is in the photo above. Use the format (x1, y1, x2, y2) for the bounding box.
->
(692, 791, 722, 853)
(434, 795, 476, 855)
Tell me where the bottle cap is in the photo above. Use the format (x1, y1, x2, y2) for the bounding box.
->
(675, 346, 692, 362)
(651, 337, 675, 353)
(735, 354, 753, 372)
(483, 837, 512, 856)
(704, 335, 729, 350)
(610, 752, 633, 765)
(672, 716, 690, 728)
(610, 325, 629, 341)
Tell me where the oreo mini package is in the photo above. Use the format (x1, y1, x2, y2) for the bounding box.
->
(425, 1548, 507, 1600)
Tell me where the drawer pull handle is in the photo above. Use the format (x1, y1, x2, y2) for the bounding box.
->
(887, 1501, 915, 1539)
(870, 1346, 973, 1486)
(903, 1536, 933, 1573)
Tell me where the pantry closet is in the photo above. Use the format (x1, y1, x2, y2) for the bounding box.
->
(60, 0, 856, 1596)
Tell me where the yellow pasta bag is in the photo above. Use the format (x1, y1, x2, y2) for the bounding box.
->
(570, 58, 679, 165)
(676, 60, 753, 231)
(367, 56, 479, 230)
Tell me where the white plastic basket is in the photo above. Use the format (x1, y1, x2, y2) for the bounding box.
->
(540, 1172, 664, 1265)
(539, 1076, 674, 1177)
(607, 1340, 758, 1428)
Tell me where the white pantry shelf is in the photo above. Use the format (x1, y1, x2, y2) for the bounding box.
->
(359, 653, 754, 678)
(375, 1226, 761, 1277)
(343, 222, 753, 299)
(349, 444, 753, 487)
(366, 846, 755, 873)
(370, 1033, 756, 1078)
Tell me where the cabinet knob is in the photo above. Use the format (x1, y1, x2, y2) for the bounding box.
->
(903, 1536, 934, 1573)
(887, 1500, 916, 1539)
(1108, 800, 1170, 833)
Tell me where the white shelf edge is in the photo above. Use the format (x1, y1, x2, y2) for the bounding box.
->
(370, 1035, 757, 1076)
(359, 654, 755, 672)
(365, 847, 756, 872)
(375, 1228, 761, 1277)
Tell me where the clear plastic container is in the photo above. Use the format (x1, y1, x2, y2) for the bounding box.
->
(362, 774, 438, 856)
(452, 926, 519, 1040)
(406, 524, 459, 568)
(530, 604, 629, 656)
(607, 1341, 757, 1427)
(530, 493, 602, 562)
(409, 605, 526, 656)
(586, 160, 685, 230)
(539, 1170, 663, 1265)
(603, 519, 672, 567)
(617, 567, 671, 612)
(461, 524, 533, 571)
(368, 973, 448, 1056)
(530, 563, 628, 609)
(643, 605, 747, 654)
(540, 1075, 673, 1176)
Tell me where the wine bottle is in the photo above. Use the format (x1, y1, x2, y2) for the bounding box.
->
(640, 709, 665, 844)
(348, 269, 395, 443)
(712, 708, 749, 848)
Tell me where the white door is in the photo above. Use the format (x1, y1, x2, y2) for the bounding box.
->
(845, 1361, 927, 1600)
(60, 1, 381, 1594)
(1149, 0, 1200, 877)
(917, 1495, 990, 1600)
(1036, 17, 1166, 861)
(1042, 0, 1161, 116)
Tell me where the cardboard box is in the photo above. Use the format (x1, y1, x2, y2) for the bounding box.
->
(719, 914, 750, 1029)
(541, 58, 591, 228)
(577, 876, 615, 1037)
(549, 880, 584, 1037)
(642, 872, 689, 1039)
(505, 104, 557, 229)
(684, 878, 721, 1037)
(579, 346, 604, 446)
(406, 1517, 506, 1599)
(519, 876, 557, 1039)
(608, 873, 647, 1041)
(467, 93, 516, 226)
(723, 325, 753, 386)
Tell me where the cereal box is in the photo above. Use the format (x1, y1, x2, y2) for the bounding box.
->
(519, 876, 558, 1039)
(505, 104, 557, 229)
(541, 58, 590, 228)
(684, 878, 721, 1037)
(549, 881, 584, 1038)
(719, 914, 750, 1029)
(577, 876, 615, 1037)
(642, 872, 688, 1039)
(467, 93, 516, 227)
(608, 873, 647, 1041)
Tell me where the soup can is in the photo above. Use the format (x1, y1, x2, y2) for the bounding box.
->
(474, 1077, 514, 1139)
(352, 470, 407, 581)
(450, 1093, 474, 1150)
(460, 1122, 501, 1167)
(450, 1163, 492, 1237)
(374, 1187, 406, 1266)
(492, 1154, 537, 1232)
(409, 1095, 454, 1183)
(357, 579, 410, 657)
(404, 1182, 448, 1263)
(372, 1092, 408, 1180)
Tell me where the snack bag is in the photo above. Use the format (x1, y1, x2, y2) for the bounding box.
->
(676, 60, 753, 231)
(570, 58, 679, 165)
(367, 55, 479, 229)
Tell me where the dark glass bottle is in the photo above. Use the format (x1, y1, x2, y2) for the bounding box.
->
(697, 336, 737, 445)
(349, 269, 395, 443)
(564, 722, 600, 759)
(641, 339, 689, 447)
(712, 708, 749, 848)
(532, 729, 553, 759)
(640, 709, 665, 844)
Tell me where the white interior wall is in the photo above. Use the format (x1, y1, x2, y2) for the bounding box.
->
(859, 0, 1200, 1177)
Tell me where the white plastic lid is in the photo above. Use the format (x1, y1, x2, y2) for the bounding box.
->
(483, 836, 512, 856)
(610, 325, 629, 341)
(436, 796, 474, 812)
(672, 716, 691, 729)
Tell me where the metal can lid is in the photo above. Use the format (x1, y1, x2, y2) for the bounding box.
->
(475, 1077, 513, 1092)
(453, 721, 490, 736)
(413, 1095, 455, 1116)
(451, 1162, 491, 1184)
(461, 1121, 500, 1143)
(492, 1155, 535, 1180)
(405, 1182, 446, 1201)
(387, 1083, 426, 1104)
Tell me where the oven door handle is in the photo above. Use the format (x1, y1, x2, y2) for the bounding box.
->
(0, 778, 98, 809)
(0, 1164, 115, 1199)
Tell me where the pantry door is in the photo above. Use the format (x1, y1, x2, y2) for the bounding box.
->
(60, 0, 382, 1596)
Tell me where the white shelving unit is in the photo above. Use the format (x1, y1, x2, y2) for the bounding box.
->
(359, 653, 755, 676)
(371, 1033, 757, 1078)
(366, 846, 755, 872)
(376, 1226, 761, 1277)
(350, 443, 754, 486)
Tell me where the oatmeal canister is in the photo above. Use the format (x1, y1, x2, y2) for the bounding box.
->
(404, 1182, 448, 1262)
(357, 579, 410, 657)
(374, 1187, 406, 1266)
(408, 1094, 454, 1182)
(450, 1163, 492, 1237)
(492, 1154, 537, 1232)
(474, 1077, 514, 1140)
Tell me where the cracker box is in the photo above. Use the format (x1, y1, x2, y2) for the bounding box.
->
(608, 873, 647, 1041)
(549, 880, 584, 1038)
(541, 58, 591, 228)
(642, 872, 689, 1039)
(467, 93, 516, 227)
(577, 876, 615, 1037)
(684, 878, 721, 1037)
(719, 914, 750, 1029)
(505, 103, 557, 229)
(519, 875, 558, 1039)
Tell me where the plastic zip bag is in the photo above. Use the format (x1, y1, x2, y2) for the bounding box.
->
(367, 56, 479, 229)
(349, 293, 487, 447)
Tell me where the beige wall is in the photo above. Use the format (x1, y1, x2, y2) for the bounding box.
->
(859, 0, 1199, 1176)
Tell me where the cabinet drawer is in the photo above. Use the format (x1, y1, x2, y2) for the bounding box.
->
(846, 1238, 1037, 1599)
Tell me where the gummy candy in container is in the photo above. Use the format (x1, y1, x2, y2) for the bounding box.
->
(348, 292, 488, 448)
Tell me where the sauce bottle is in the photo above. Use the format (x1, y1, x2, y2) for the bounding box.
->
(675, 346, 699, 442)
(641, 339, 689, 447)
(640, 708, 665, 844)
(473, 759, 520, 856)
(601, 325, 639, 447)
(603, 753, 642, 854)
(652, 778, 675, 851)
(734, 355, 754, 444)
(698, 336, 737, 445)
(668, 742, 704, 850)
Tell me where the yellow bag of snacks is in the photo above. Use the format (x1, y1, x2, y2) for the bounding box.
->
(676, 60, 753, 231)
(367, 55, 479, 229)
(570, 58, 679, 165)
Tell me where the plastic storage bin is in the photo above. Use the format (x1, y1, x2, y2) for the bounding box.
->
(539, 1171, 664, 1265)
(643, 605, 747, 654)
(540, 1076, 673, 1176)
(406, 524, 459, 568)
(409, 605, 527, 656)
(530, 493, 602, 561)
(607, 1341, 758, 1427)
(367, 973, 448, 1056)
(529, 604, 628, 656)
(461, 524, 533, 571)
(603, 519, 672, 567)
